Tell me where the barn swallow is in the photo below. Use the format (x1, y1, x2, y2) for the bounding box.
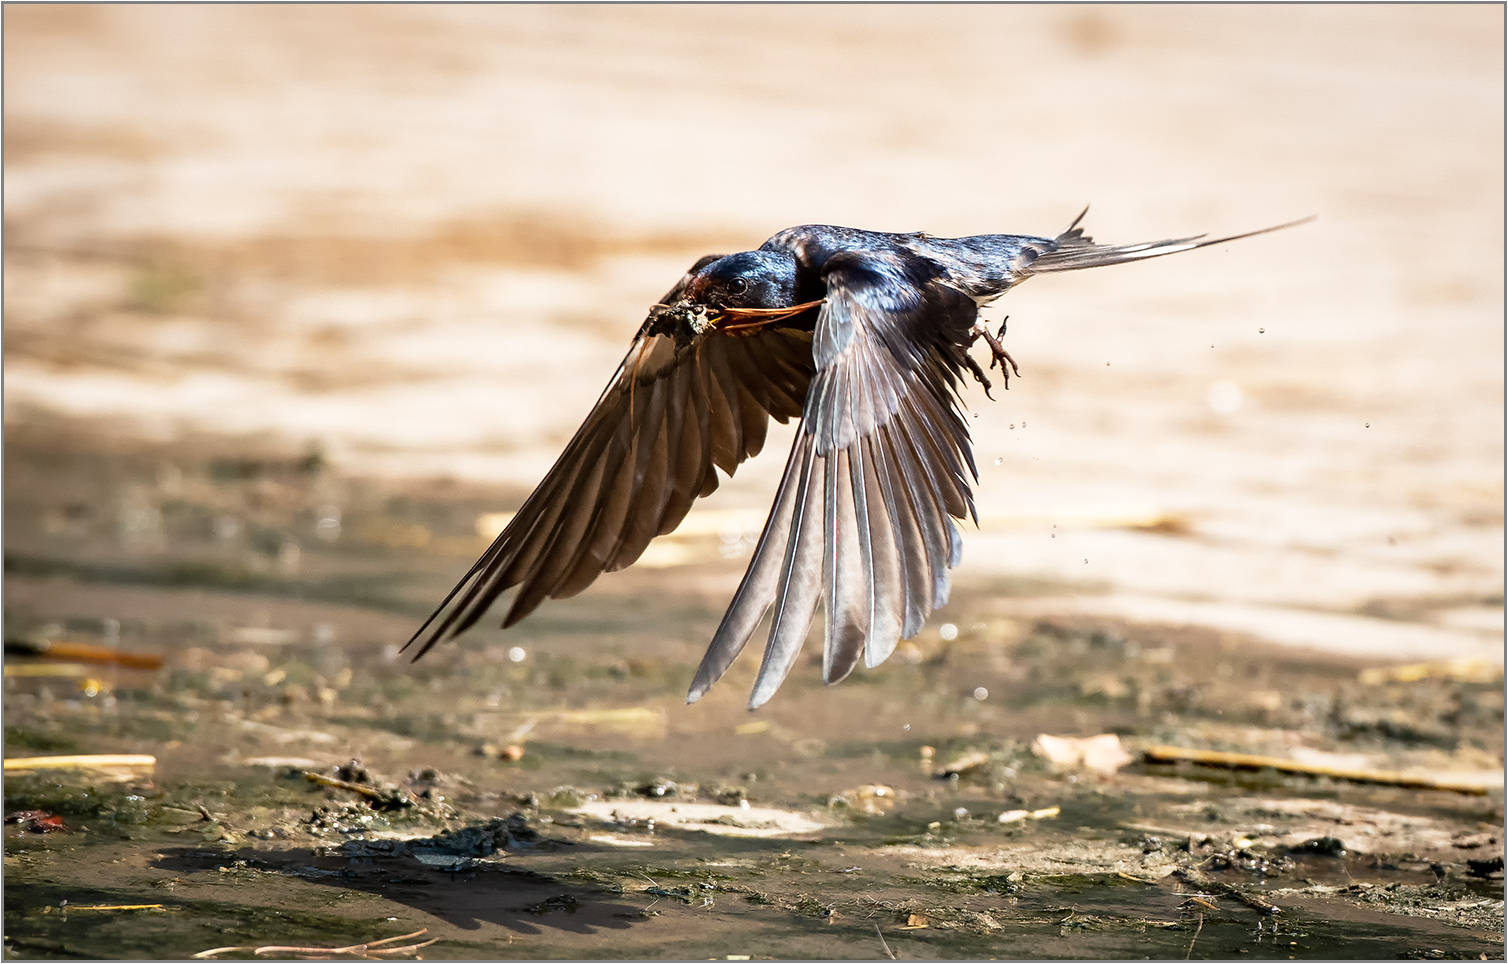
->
(404, 210, 1306, 708)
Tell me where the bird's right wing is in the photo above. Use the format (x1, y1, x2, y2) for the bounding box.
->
(687, 249, 981, 708)
(404, 259, 815, 660)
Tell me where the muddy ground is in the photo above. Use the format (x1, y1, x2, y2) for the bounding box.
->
(3, 5, 1504, 960)
(4, 421, 1504, 960)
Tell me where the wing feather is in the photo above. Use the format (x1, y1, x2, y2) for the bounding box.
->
(404, 293, 816, 660)
(822, 447, 869, 685)
(747, 435, 825, 708)
(870, 425, 931, 643)
(855, 434, 904, 666)
(701, 343, 743, 474)
(684, 429, 807, 701)
(690, 248, 986, 707)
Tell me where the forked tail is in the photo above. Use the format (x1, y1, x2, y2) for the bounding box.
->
(1016, 207, 1313, 276)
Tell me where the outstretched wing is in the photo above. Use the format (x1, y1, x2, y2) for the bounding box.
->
(404, 260, 815, 660)
(686, 249, 981, 708)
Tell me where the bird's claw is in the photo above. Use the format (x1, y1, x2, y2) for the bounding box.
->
(968, 317, 1020, 392)
(963, 353, 995, 400)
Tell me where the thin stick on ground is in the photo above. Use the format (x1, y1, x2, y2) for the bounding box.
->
(1175, 867, 1280, 917)
(191, 928, 435, 960)
(1184, 912, 1203, 961)
(1143, 744, 1490, 795)
(302, 771, 406, 802)
(3, 754, 156, 772)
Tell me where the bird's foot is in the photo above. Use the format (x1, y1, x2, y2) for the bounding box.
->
(963, 352, 996, 399)
(968, 317, 1020, 394)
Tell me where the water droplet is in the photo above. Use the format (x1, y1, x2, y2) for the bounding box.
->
(1084, 558, 1089, 564)
(1106, 361, 1110, 366)
(972, 687, 989, 701)
(508, 646, 527, 663)
(903, 723, 910, 732)
(1258, 328, 1265, 334)
(1364, 422, 1369, 428)
(1009, 423, 1015, 429)
(939, 623, 958, 641)
(994, 457, 1003, 465)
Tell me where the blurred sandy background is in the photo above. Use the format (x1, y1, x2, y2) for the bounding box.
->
(5, 5, 1503, 662)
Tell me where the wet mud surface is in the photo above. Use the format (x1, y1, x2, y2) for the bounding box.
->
(5, 426, 1504, 960)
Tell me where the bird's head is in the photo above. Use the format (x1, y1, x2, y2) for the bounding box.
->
(650, 250, 821, 341)
(685, 250, 797, 311)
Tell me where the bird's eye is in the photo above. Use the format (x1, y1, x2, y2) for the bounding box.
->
(727, 278, 749, 295)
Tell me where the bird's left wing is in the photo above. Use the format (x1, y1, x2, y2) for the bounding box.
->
(687, 249, 981, 708)
(404, 261, 815, 660)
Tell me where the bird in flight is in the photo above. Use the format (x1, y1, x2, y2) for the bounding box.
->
(404, 211, 1302, 707)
